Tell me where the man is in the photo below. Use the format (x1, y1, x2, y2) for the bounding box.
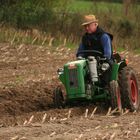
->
(76, 14, 113, 86)
(76, 14, 113, 63)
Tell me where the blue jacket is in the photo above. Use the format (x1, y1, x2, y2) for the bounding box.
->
(76, 28, 112, 60)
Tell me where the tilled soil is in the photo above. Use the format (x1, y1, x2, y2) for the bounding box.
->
(0, 43, 140, 140)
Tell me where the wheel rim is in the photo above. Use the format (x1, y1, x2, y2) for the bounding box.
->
(130, 78, 138, 106)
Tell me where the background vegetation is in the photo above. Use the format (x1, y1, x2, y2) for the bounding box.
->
(0, 0, 140, 51)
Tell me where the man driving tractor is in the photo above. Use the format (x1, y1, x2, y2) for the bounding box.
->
(76, 14, 113, 86)
(76, 14, 113, 61)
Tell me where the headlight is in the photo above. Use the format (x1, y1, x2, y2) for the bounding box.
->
(57, 68, 64, 75)
(101, 63, 110, 71)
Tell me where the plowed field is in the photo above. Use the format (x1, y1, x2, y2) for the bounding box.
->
(0, 43, 140, 140)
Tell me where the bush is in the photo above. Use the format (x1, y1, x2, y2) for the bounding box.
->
(0, 0, 58, 28)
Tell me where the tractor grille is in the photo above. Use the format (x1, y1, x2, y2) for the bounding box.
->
(68, 68, 78, 88)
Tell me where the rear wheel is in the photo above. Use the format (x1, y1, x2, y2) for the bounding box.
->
(119, 67, 140, 111)
(109, 80, 122, 111)
(53, 87, 65, 108)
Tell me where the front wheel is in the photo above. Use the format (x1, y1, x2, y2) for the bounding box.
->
(119, 67, 140, 111)
(53, 87, 65, 108)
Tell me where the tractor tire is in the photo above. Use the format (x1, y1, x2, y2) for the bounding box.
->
(53, 87, 65, 108)
(119, 67, 140, 111)
(109, 80, 122, 111)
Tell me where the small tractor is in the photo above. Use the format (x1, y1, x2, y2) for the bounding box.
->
(53, 50, 140, 111)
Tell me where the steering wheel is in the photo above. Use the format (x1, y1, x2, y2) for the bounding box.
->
(77, 50, 103, 58)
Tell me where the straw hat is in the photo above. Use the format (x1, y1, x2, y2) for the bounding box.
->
(82, 14, 98, 26)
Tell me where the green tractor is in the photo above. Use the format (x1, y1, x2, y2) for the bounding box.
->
(53, 50, 140, 111)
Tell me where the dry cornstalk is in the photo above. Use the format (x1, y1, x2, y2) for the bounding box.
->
(106, 107, 112, 116)
(17, 44, 24, 53)
(64, 129, 73, 135)
(60, 48, 64, 51)
(110, 123, 118, 128)
(31, 36, 38, 44)
(67, 109, 72, 119)
(126, 131, 131, 138)
(75, 134, 83, 140)
(95, 125, 101, 130)
(110, 108, 118, 115)
(90, 107, 97, 118)
(67, 48, 71, 51)
(85, 109, 88, 118)
(23, 120, 28, 125)
(102, 133, 109, 140)
(31, 124, 41, 127)
(41, 113, 47, 123)
(49, 131, 56, 137)
(50, 117, 56, 121)
(135, 128, 140, 135)
(50, 117, 53, 121)
(60, 118, 67, 121)
(122, 109, 129, 116)
(78, 134, 83, 139)
(130, 121, 135, 125)
(133, 110, 137, 114)
(10, 33, 16, 45)
(27, 115, 34, 124)
(0, 45, 9, 51)
(10, 136, 19, 140)
(124, 130, 131, 138)
(110, 132, 116, 140)
(53, 117, 56, 121)
(48, 37, 54, 46)
(42, 37, 47, 45)
(19, 137, 27, 140)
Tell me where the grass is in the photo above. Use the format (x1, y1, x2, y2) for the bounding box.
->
(134, 48, 140, 54)
(0, 0, 140, 53)
(69, 0, 123, 16)
(66, 42, 78, 49)
(68, 0, 93, 13)
(69, 0, 140, 20)
(115, 47, 125, 52)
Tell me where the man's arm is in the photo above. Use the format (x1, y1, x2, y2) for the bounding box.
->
(76, 43, 85, 57)
(101, 33, 112, 60)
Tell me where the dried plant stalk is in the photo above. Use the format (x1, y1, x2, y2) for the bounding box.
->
(27, 115, 34, 124)
(106, 107, 112, 116)
(41, 113, 47, 123)
(85, 109, 88, 118)
(49, 37, 54, 46)
(49, 131, 56, 137)
(32, 36, 38, 44)
(67, 109, 72, 119)
(90, 107, 97, 118)
(10, 136, 19, 140)
(23, 120, 28, 126)
(110, 132, 116, 140)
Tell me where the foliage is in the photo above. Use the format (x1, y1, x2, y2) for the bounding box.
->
(0, 0, 140, 50)
(0, 0, 61, 28)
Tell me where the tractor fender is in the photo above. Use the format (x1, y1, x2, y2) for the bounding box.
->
(110, 61, 127, 81)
